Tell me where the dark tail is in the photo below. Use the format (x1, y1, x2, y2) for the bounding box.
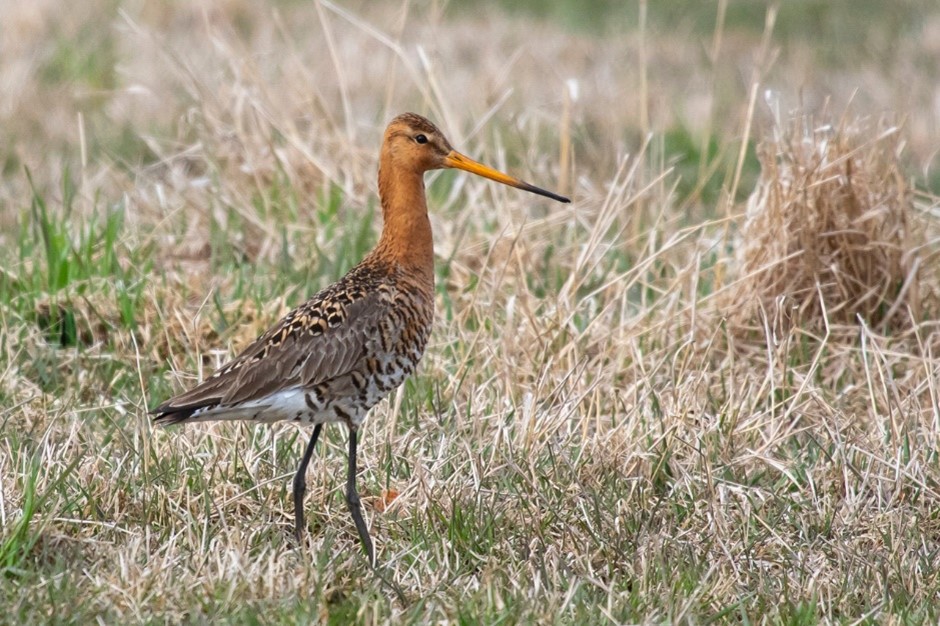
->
(150, 400, 212, 426)
(152, 407, 194, 426)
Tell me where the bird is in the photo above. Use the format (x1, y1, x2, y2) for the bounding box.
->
(152, 112, 570, 565)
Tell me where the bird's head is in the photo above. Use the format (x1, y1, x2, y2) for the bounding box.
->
(381, 112, 570, 203)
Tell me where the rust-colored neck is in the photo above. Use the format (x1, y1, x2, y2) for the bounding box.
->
(372, 162, 435, 287)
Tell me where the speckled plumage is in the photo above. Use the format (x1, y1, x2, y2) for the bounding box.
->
(152, 258, 433, 427)
(151, 112, 569, 565)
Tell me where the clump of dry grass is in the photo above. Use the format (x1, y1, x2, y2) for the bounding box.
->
(729, 113, 925, 333)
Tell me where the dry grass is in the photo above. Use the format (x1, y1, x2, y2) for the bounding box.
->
(731, 113, 929, 334)
(2, 0, 940, 623)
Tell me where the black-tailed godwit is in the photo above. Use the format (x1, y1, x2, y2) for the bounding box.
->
(153, 113, 570, 564)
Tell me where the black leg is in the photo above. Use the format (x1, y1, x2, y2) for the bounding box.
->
(293, 424, 322, 542)
(346, 427, 375, 566)
(343, 427, 405, 602)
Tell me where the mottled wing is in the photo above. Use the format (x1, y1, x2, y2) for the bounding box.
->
(152, 289, 388, 423)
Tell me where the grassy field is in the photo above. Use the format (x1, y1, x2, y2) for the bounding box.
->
(2, 0, 940, 623)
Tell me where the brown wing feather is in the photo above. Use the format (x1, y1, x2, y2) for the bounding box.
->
(152, 276, 390, 422)
(221, 295, 385, 405)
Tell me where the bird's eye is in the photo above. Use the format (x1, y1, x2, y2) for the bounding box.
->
(414, 134, 428, 144)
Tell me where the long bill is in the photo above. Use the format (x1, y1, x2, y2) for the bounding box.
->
(443, 151, 570, 203)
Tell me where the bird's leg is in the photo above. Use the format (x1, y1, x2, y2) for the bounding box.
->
(344, 425, 406, 603)
(345, 426, 375, 566)
(293, 423, 323, 543)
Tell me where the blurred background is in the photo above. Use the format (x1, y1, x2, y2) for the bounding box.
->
(2, 0, 938, 212)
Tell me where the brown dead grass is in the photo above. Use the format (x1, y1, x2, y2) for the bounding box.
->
(730, 113, 930, 334)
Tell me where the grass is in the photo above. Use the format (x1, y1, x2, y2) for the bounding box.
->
(2, 0, 940, 623)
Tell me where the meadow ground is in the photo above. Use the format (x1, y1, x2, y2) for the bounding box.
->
(2, 0, 940, 623)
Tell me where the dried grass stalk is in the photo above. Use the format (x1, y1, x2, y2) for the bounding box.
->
(730, 114, 922, 333)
